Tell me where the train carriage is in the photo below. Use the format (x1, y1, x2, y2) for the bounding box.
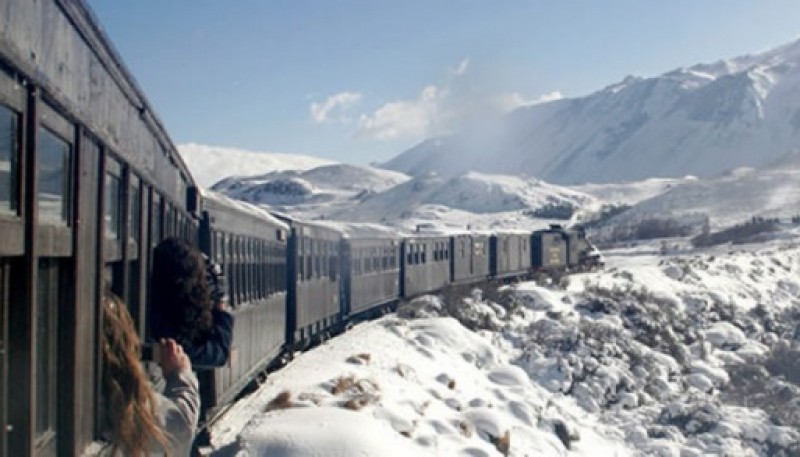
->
(489, 232, 531, 280)
(279, 217, 343, 347)
(0, 0, 198, 454)
(450, 233, 490, 284)
(400, 235, 451, 297)
(341, 236, 401, 319)
(197, 190, 288, 418)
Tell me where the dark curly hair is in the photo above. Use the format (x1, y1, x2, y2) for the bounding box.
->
(151, 237, 213, 347)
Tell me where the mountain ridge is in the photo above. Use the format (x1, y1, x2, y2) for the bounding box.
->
(381, 38, 800, 184)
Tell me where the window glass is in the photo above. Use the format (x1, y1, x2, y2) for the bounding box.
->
(151, 195, 162, 245)
(37, 127, 71, 224)
(36, 259, 59, 438)
(104, 171, 122, 239)
(129, 178, 141, 242)
(0, 105, 18, 215)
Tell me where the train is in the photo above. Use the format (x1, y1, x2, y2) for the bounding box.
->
(196, 193, 601, 424)
(0, 0, 600, 455)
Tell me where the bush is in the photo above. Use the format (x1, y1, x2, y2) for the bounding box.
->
(723, 343, 800, 430)
(692, 217, 780, 247)
(529, 203, 575, 220)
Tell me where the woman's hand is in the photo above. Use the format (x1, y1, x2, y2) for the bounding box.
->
(158, 338, 191, 376)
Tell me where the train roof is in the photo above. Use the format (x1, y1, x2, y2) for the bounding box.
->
(47, 0, 195, 188)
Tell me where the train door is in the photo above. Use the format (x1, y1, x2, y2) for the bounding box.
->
(0, 262, 6, 454)
(0, 68, 24, 457)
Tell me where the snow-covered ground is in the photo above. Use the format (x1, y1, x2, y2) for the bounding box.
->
(208, 234, 800, 457)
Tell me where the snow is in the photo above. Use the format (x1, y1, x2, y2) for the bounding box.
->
(207, 236, 800, 456)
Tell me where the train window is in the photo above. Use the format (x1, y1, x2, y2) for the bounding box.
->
(298, 246, 304, 281)
(151, 194, 163, 245)
(277, 244, 283, 292)
(37, 127, 71, 225)
(305, 241, 312, 281)
(36, 258, 61, 441)
(269, 244, 277, 293)
(0, 105, 18, 215)
(328, 249, 337, 280)
(129, 175, 141, 242)
(313, 243, 320, 278)
(104, 159, 122, 240)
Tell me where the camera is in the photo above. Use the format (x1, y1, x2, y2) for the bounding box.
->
(141, 343, 160, 363)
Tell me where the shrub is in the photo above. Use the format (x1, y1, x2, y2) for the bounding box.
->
(692, 217, 780, 247)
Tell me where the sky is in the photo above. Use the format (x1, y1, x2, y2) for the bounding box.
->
(85, 1, 800, 166)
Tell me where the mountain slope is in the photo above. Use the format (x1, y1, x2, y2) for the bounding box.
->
(382, 38, 800, 184)
(601, 154, 800, 231)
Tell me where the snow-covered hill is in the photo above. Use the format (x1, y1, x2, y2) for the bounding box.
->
(178, 143, 337, 188)
(210, 163, 411, 220)
(330, 172, 597, 232)
(600, 156, 800, 232)
(382, 38, 800, 184)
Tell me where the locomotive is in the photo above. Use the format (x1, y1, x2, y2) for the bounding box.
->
(0, 0, 599, 454)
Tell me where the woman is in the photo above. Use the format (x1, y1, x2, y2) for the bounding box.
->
(151, 237, 233, 367)
(102, 293, 200, 456)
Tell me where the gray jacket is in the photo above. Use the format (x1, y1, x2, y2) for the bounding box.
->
(154, 368, 200, 456)
(98, 366, 200, 456)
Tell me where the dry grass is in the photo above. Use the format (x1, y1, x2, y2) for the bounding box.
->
(457, 421, 473, 438)
(396, 364, 415, 379)
(346, 353, 372, 365)
(296, 392, 324, 406)
(447, 379, 456, 390)
(493, 430, 511, 456)
(332, 375, 356, 395)
(343, 396, 370, 411)
(264, 390, 293, 412)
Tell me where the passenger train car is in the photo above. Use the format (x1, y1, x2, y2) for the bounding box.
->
(0, 1, 601, 454)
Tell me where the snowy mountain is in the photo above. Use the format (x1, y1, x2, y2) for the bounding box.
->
(382, 38, 800, 184)
(178, 143, 337, 188)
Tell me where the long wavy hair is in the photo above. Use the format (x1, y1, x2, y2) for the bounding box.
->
(151, 237, 213, 347)
(102, 293, 169, 455)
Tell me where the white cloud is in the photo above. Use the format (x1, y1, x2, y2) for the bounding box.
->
(451, 58, 470, 77)
(495, 91, 564, 112)
(346, 56, 563, 143)
(310, 91, 363, 123)
(355, 85, 445, 140)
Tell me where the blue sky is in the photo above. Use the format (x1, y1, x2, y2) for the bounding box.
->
(86, 1, 800, 165)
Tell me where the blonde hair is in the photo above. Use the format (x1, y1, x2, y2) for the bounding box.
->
(102, 293, 170, 455)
